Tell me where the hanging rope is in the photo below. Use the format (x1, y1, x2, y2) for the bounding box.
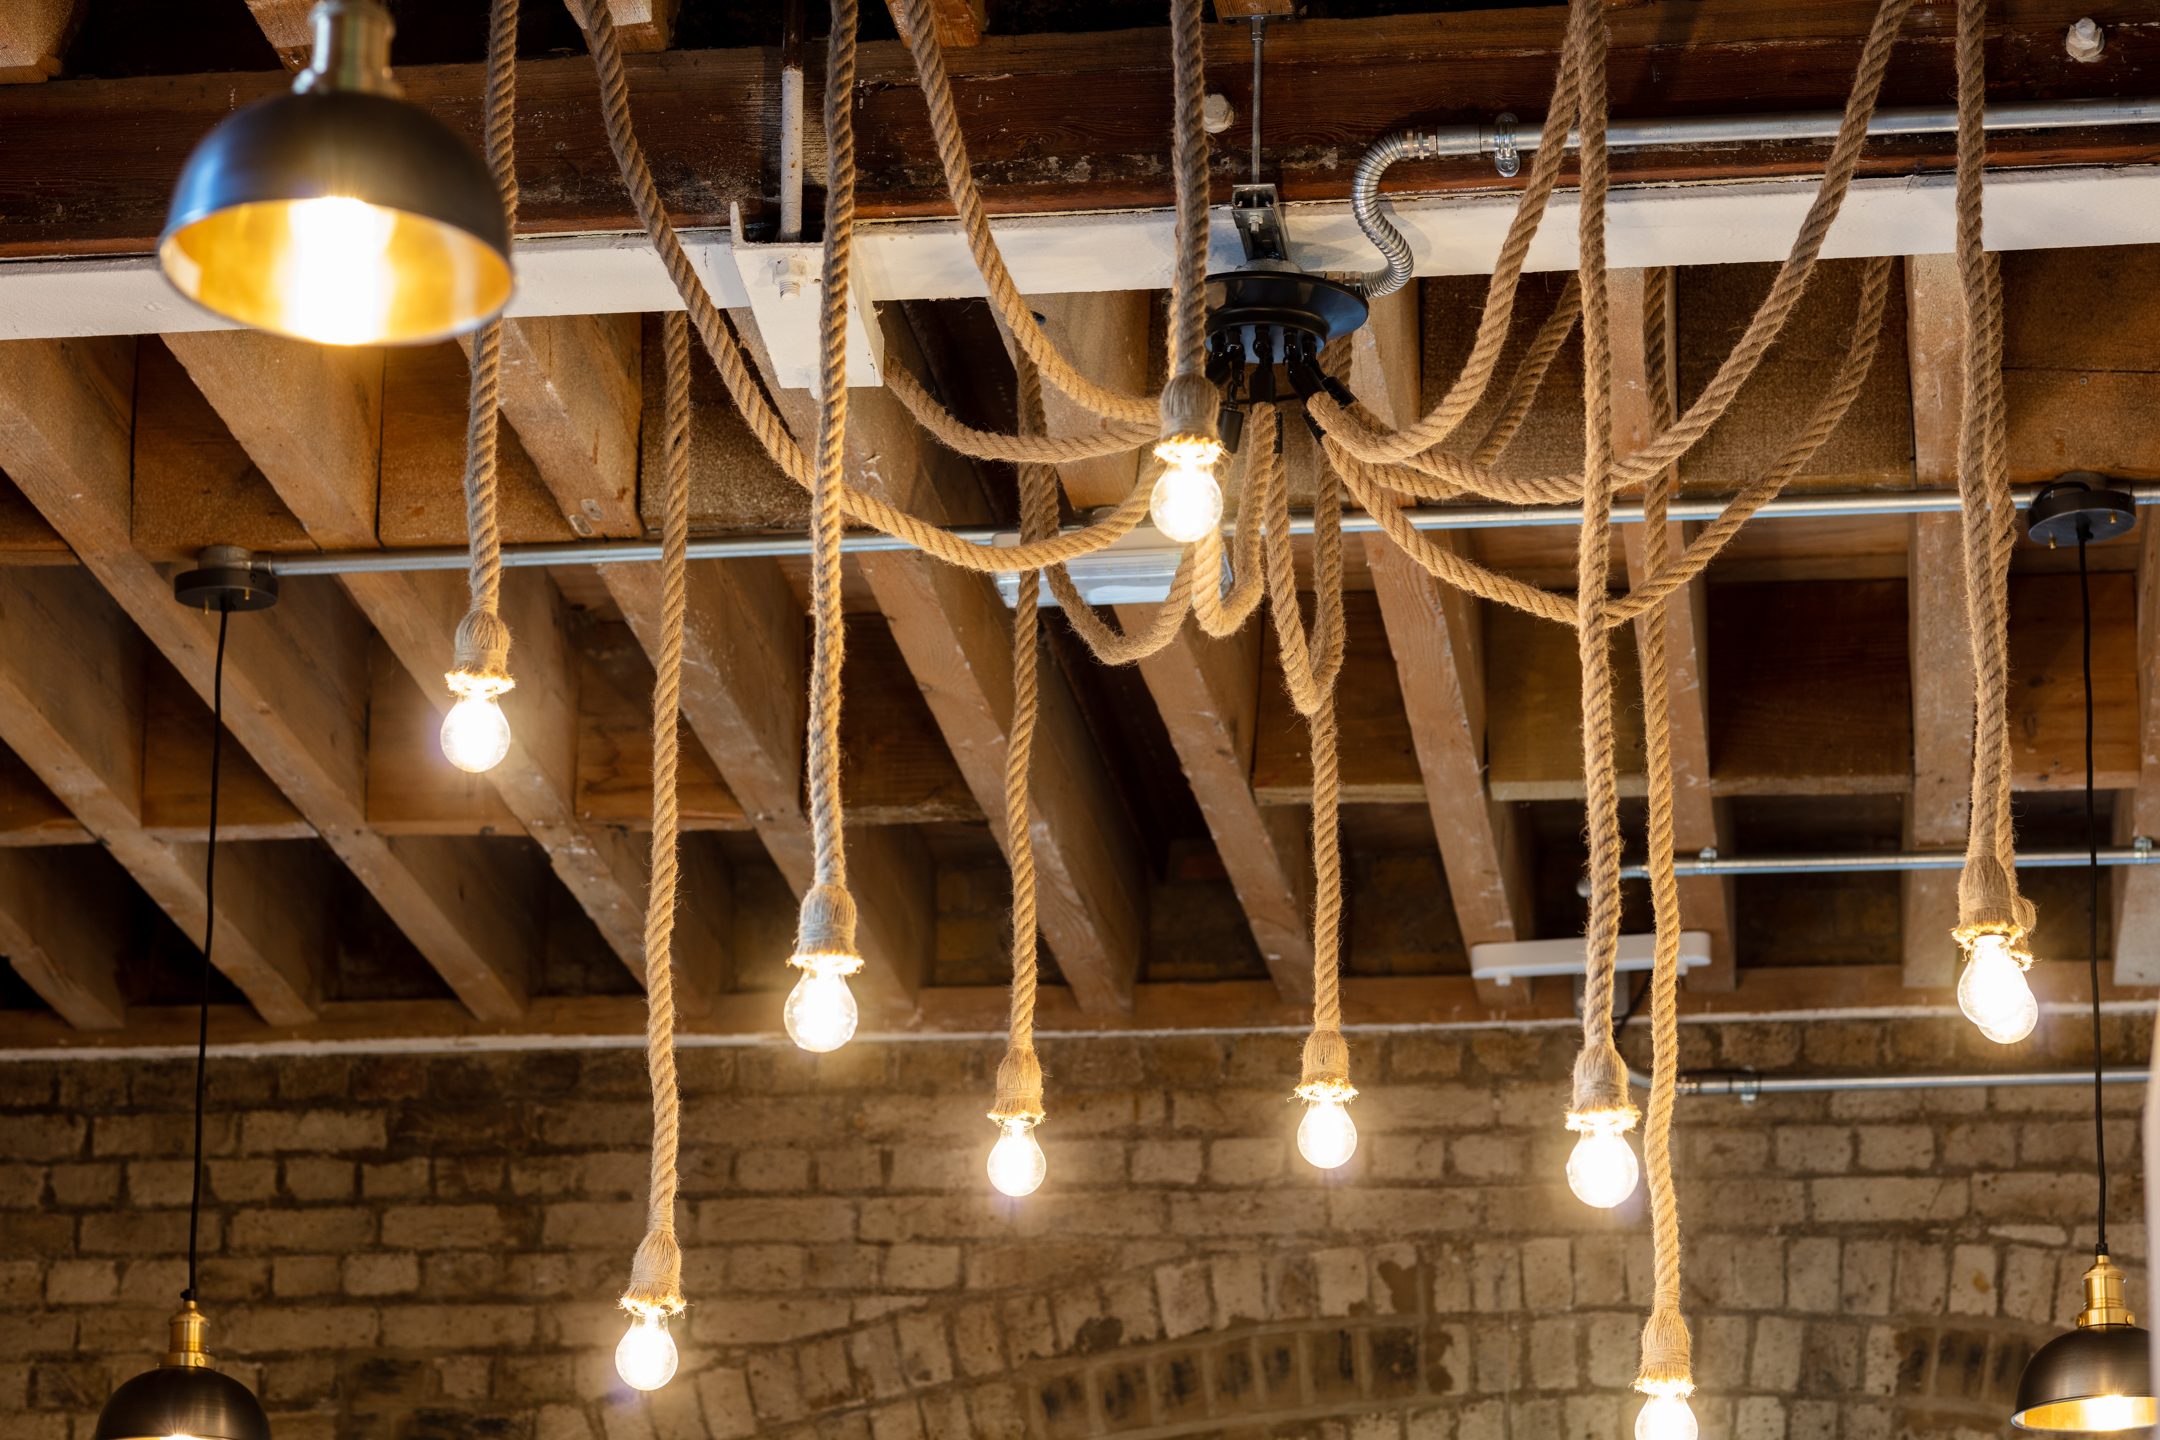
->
(1632, 266, 1692, 1396)
(1562, 0, 1638, 1135)
(1950, 0, 2031, 949)
(788, 0, 867, 981)
(619, 310, 693, 1325)
(448, 0, 521, 708)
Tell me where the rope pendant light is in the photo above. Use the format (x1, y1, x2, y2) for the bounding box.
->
(441, 0, 522, 777)
(782, 0, 869, 1055)
(159, 0, 511, 347)
(1945, 0, 2039, 1045)
(612, 313, 698, 1391)
(98, 573, 276, 1440)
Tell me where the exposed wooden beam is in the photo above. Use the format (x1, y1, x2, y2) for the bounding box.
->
(0, 562, 320, 1023)
(1118, 603, 1313, 1003)
(1025, 290, 1150, 510)
(1348, 281, 1537, 1004)
(1903, 252, 1976, 988)
(4, 959, 2147, 1055)
(0, 335, 534, 1021)
(887, 0, 988, 50)
(1613, 267, 1736, 991)
(2118, 516, 2160, 984)
(8, 4, 2160, 254)
(460, 315, 644, 539)
(0, 846, 128, 1029)
(742, 308, 1147, 1013)
(161, 328, 680, 1002)
(0, 0, 75, 82)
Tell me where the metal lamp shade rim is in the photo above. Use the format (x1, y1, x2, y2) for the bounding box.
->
(2012, 1324, 2156, 1431)
(94, 1363, 273, 1440)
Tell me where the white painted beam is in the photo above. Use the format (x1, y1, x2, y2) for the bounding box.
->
(6, 164, 2159, 344)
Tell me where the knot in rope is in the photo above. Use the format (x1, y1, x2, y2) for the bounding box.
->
(791, 882, 863, 967)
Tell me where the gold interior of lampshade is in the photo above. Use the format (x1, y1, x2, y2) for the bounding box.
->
(160, 196, 512, 347)
(2012, 1394, 2159, 1432)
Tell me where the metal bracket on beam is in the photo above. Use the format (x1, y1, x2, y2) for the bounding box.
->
(726, 203, 885, 395)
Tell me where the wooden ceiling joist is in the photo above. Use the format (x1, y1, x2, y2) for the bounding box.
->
(0, 846, 129, 1029)
(2116, 516, 2160, 985)
(6, 2, 2160, 257)
(0, 336, 538, 1022)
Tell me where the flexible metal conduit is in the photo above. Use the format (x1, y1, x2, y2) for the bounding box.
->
(264, 480, 2160, 577)
(1633, 1067, 2147, 1098)
(1351, 96, 2160, 297)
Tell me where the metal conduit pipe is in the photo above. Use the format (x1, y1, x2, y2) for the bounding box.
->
(1631, 1067, 2147, 1099)
(263, 480, 2160, 577)
(1350, 95, 2160, 299)
(1573, 844, 2160, 894)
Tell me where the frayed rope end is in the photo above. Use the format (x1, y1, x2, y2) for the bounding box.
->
(620, 1227, 685, 1315)
(1567, 1037, 1638, 1128)
(791, 883, 861, 970)
(1635, 1307, 1693, 1392)
(990, 1043, 1046, 1124)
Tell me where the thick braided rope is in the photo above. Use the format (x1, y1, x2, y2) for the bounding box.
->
(1474, 276, 1582, 470)
(893, 0, 1157, 426)
(1566, 0, 1635, 1124)
(1310, 39, 1584, 466)
(1328, 251, 1891, 635)
(1632, 266, 1690, 1390)
(1190, 411, 1273, 639)
(888, 362, 1155, 464)
(621, 311, 692, 1318)
(450, 0, 521, 687)
(1167, 0, 1209, 383)
(1317, 0, 1913, 499)
(1288, 359, 1352, 1099)
(565, 0, 1149, 577)
(793, 0, 862, 962)
(991, 358, 1057, 1124)
(1951, 0, 2027, 941)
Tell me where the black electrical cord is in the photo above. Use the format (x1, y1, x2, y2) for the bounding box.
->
(2077, 528, 2108, 1258)
(181, 600, 231, 1304)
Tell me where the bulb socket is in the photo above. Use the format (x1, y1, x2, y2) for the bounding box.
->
(2078, 1252, 2136, 1329)
(295, 0, 402, 97)
(162, 1301, 214, 1370)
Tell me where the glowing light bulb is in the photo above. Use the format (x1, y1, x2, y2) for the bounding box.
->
(1636, 1393, 1698, 1440)
(783, 956, 859, 1052)
(987, 1117, 1047, 1197)
(1150, 438, 1224, 543)
(2077, 1395, 2143, 1431)
(440, 694, 512, 773)
(1297, 1096, 1358, 1170)
(280, 196, 397, 346)
(614, 1310, 678, 1391)
(1957, 932, 2039, 1044)
(1567, 1120, 1641, 1208)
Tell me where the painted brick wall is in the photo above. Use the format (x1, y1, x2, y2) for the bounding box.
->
(0, 1014, 2147, 1440)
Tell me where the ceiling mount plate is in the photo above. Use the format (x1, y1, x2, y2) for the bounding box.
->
(2027, 472, 2138, 549)
(173, 544, 279, 612)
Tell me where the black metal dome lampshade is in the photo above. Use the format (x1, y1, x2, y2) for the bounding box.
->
(94, 1303, 272, 1440)
(2012, 1254, 2154, 1431)
(159, 0, 512, 346)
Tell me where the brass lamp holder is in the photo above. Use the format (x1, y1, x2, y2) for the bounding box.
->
(162, 1301, 216, 1369)
(2077, 1252, 2135, 1329)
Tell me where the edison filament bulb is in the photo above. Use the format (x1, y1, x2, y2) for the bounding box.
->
(615, 1309, 679, 1391)
(1149, 437, 1225, 544)
(440, 693, 512, 773)
(1295, 1084, 1358, 1170)
(987, 1116, 1047, 1197)
(1957, 931, 2039, 1044)
(783, 955, 860, 1053)
(1636, 1392, 1698, 1440)
(1567, 1116, 1641, 1209)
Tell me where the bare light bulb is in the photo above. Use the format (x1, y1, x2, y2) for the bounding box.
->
(1297, 1096, 1358, 1170)
(1957, 932, 2039, 1044)
(987, 1117, 1047, 1197)
(614, 1310, 678, 1391)
(2076, 1395, 2144, 1431)
(281, 195, 396, 346)
(782, 956, 859, 1053)
(440, 694, 512, 773)
(1636, 1393, 1698, 1440)
(1149, 437, 1224, 543)
(1567, 1121, 1641, 1208)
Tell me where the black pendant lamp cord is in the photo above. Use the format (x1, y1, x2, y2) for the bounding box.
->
(2078, 530, 2107, 1259)
(182, 601, 231, 1304)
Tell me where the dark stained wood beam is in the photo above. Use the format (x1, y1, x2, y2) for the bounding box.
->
(0, 847, 130, 1030)
(4, 2, 2158, 255)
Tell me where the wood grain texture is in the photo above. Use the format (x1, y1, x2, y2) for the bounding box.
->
(1020, 290, 1150, 511)
(1251, 590, 1426, 804)
(1487, 602, 1649, 801)
(8, 3, 2160, 253)
(0, 846, 128, 1029)
(2115, 518, 2160, 983)
(463, 314, 643, 540)
(379, 341, 580, 548)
